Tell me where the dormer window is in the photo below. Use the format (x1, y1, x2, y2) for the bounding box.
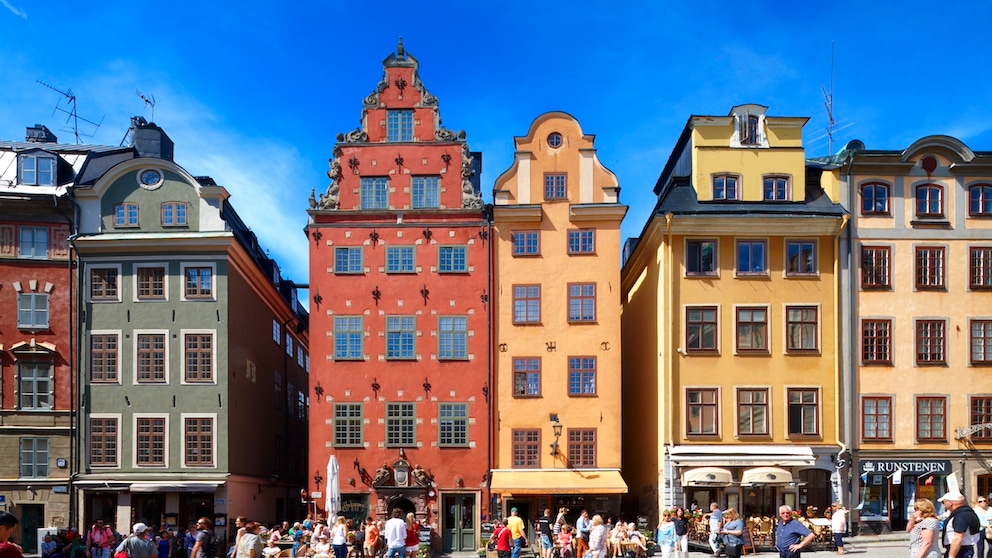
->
(387, 110, 413, 142)
(730, 105, 769, 148)
(19, 153, 56, 186)
(742, 113, 761, 145)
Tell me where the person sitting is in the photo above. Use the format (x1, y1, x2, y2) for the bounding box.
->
(557, 526, 573, 558)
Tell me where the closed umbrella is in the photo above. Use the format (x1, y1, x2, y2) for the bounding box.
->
(326, 455, 340, 517)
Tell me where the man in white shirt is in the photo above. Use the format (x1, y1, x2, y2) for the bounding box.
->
(707, 503, 723, 557)
(384, 509, 408, 558)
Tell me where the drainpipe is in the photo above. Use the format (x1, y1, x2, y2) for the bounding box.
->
(841, 152, 857, 516)
(62, 190, 82, 530)
(484, 206, 494, 521)
(665, 213, 674, 512)
(833, 212, 849, 496)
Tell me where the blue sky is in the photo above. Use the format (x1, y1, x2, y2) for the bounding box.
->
(2, 1, 991, 289)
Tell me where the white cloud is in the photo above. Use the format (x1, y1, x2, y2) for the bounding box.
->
(0, 0, 26, 19)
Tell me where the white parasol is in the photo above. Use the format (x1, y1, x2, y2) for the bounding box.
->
(326, 455, 340, 516)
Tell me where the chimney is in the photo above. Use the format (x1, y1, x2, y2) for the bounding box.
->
(129, 116, 174, 161)
(26, 124, 58, 143)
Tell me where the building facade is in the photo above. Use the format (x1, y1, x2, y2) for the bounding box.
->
(621, 105, 847, 521)
(836, 136, 992, 533)
(71, 119, 309, 539)
(489, 112, 628, 524)
(306, 42, 489, 552)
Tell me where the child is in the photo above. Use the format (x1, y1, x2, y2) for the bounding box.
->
(557, 526, 573, 558)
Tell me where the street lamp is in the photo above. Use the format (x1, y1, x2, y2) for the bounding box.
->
(550, 419, 563, 457)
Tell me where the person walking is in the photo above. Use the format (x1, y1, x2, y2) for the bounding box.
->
(86, 520, 116, 558)
(671, 509, 688, 558)
(0, 512, 23, 558)
(707, 503, 723, 558)
(190, 519, 216, 558)
(330, 517, 348, 558)
(574, 511, 590, 558)
(507, 508, 528, 558)
(718, 509, 744, 558)
(587, 516, 606, 558)
(491, 519, 512, 558)
(654, 511, 678, 558)
(383, 509, 407, 558)
(830, 503, 848, 555)
(240, 523, 262, 558)
(907, 498, 940, 558)
(939, 490, 981, 558)
(363, 518, 379, 558)
(974, 496, 992, 558)
(538, 509, 554, 558)
(117, 524, 156, 558)
(774, 506, 815, 558)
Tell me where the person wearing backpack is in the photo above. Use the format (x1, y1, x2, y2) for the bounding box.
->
(87, 520, 116, 558)
(939, 490, 981, 558)
(116, 524, 156, 558)
(190, 519, 217, 558)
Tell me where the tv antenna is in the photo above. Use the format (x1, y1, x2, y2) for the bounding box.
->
(820, 42, 836, 155)
(136, 89, 156, 122)
(36, 80, 104, 144)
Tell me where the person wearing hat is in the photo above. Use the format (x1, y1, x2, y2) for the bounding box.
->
(939, 490, 981, 558)
(116, 524, 156, 558)
(507, 508, 527, 558)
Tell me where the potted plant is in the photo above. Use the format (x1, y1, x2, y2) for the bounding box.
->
(805, 506, 818, 518)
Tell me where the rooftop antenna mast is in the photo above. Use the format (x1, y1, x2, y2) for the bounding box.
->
(820, 42, 836, 155)
(136, 89, 156, 122)
(36, 80, 104, 143)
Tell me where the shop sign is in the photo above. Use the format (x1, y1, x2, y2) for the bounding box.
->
(858, 459, 951, 475)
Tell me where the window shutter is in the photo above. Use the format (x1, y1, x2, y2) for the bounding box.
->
(740, 111, 751, 143)
(50, 225, 70, 259)
(0, 225, 14, 256)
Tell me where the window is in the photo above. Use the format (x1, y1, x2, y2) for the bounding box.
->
(971, 247, 992, 289)
(916, 184, 944, 217)
(89, 417, 118, 466)
(161, 202, 187, 226)
(686, 240, 717, 275)
(274, 371, 283, 410)
(136, 416, 167, 466)
(438, 246, 467, 272)
(915, 246, 945, 289)
(335, 247, 363, 274)
(184, 417, 214, 466)
(184, 267, 212, 298)
(386, 246, 415, 273)
(272, 320, 280, 343)
(439, 403, 468, 447)
(567, 283, 596, 323)
(917, 397, 946, 441)
(686, 306, 718, 352)
(333, 403, 363, 447)
(19, 437, 49, 477)
(687, 389, 718, 436)
(114, 203, 139, 227)
(513, 285, 541, 324)
(713, 175, 739, 200)
(184, 333, 213, 383)
(544, 174, 567, 200)
(286, 333, 293, 356)
(862, 319, 892, 364)
(736, 307, 767, 352)
(297, 347, 304, 367)
(90, 334, 119, 383)
(861, 246, 891, 288)
(90, 268, 119, 300)
(18, 362, 51, 409)
(737, 389, 768, 435)
(136, 333, 167, 383)
(972, 320, 992, 365)
(567, 357, 596, 396)
(360, 177, 389, 209)
(741, 113, 761, 146)
(786, 241, 817, 275)
(861, 182, 890, 215)
(386, 316, 415, 359)
(916, 320, 946, 365)
(970, 397, 992, 441)
(763, 176, 789, 201)
(17, 293, 49, 329)
(18, 226, 48, 259)
(333, 316, 363, 360)
(567, 429, 596, 467)
(513, 358, 541, 397)
(736, 240, 766, 274)
(137, 266, 166, 299)
(547, 132, 563, 148)
(512, 231, 540, 256)
(19, 154, 56, 185)
(567, 229, 595, 254)
(385, 403, 415, 446)
(786, 306, 818, 351)
(862, 397, 892, 441)
(412, 176, 440, 209)
(788, 388, 819, 436)
(438, 316, 468, 360)
(386, 110, 413, 142)
(971, 184, 992, 216)
(511, 429, 540, 468)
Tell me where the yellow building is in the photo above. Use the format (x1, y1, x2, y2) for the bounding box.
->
(489, 112, 628, 521)
(838, 136, 992, 534)
(621, 105, 848, 520)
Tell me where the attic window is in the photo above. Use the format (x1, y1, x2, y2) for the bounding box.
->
(19, 154, 56, 186)
(741, 114, 761, 145)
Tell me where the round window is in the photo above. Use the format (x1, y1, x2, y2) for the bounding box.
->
(547, 132, 563, 148)
(138, 168, 163, 189)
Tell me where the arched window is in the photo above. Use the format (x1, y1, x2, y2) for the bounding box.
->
(970, 183, 992, 216)
(915, 184, 944, 218)
(860, 182, 890, 215)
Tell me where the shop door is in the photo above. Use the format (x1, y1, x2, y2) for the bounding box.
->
(442, 494, 476, 551)
(21, 503, 44, 554)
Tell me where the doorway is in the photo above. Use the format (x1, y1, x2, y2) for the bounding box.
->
(20, 503, 44, 553)
(442, 494, 476, 551)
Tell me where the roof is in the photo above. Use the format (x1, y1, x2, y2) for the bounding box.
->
(655, 179, 847, 218)
(0, 140, 128, 154)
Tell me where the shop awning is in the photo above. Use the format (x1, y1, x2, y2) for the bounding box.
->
(681, 467, 734, 486)
(740, 467, 794, 485)
(668, 445, 815, 467)
(129, 481, 224, 493)
(489, 469, 627, 494)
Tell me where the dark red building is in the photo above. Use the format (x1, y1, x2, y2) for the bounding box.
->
(307, 41, 489, 552)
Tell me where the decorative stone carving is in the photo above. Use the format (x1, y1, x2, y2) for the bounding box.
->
(411, 465, 432, 487)
(343, 128, 368, 143)
(316, 153, 343, 210)
(413, 75, 437, 107)
(435, 127, 458, 142)
(372, 464, 391, 487)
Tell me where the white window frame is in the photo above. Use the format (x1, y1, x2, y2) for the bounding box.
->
(133, 329, 170, 385)
(179, 262, 216, 302)
(88, 329, 123, 385)
(133, 413, 170, 468)
(133, 262, 169, 302)
(88, 264, 123, 303)
(89, 413, 122, 468)
(180, 329, 217, 385)
(19, 153, 56, 186)
(181, 413, 217, 469)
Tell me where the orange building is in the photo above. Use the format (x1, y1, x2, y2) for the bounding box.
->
(489, 112, 628, 523)
(306, 42, 489, 552)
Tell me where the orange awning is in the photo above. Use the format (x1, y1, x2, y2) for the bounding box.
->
(489, 469, 627, 494)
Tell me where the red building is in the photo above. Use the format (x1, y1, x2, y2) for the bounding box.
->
(307, 41, 489, 552)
